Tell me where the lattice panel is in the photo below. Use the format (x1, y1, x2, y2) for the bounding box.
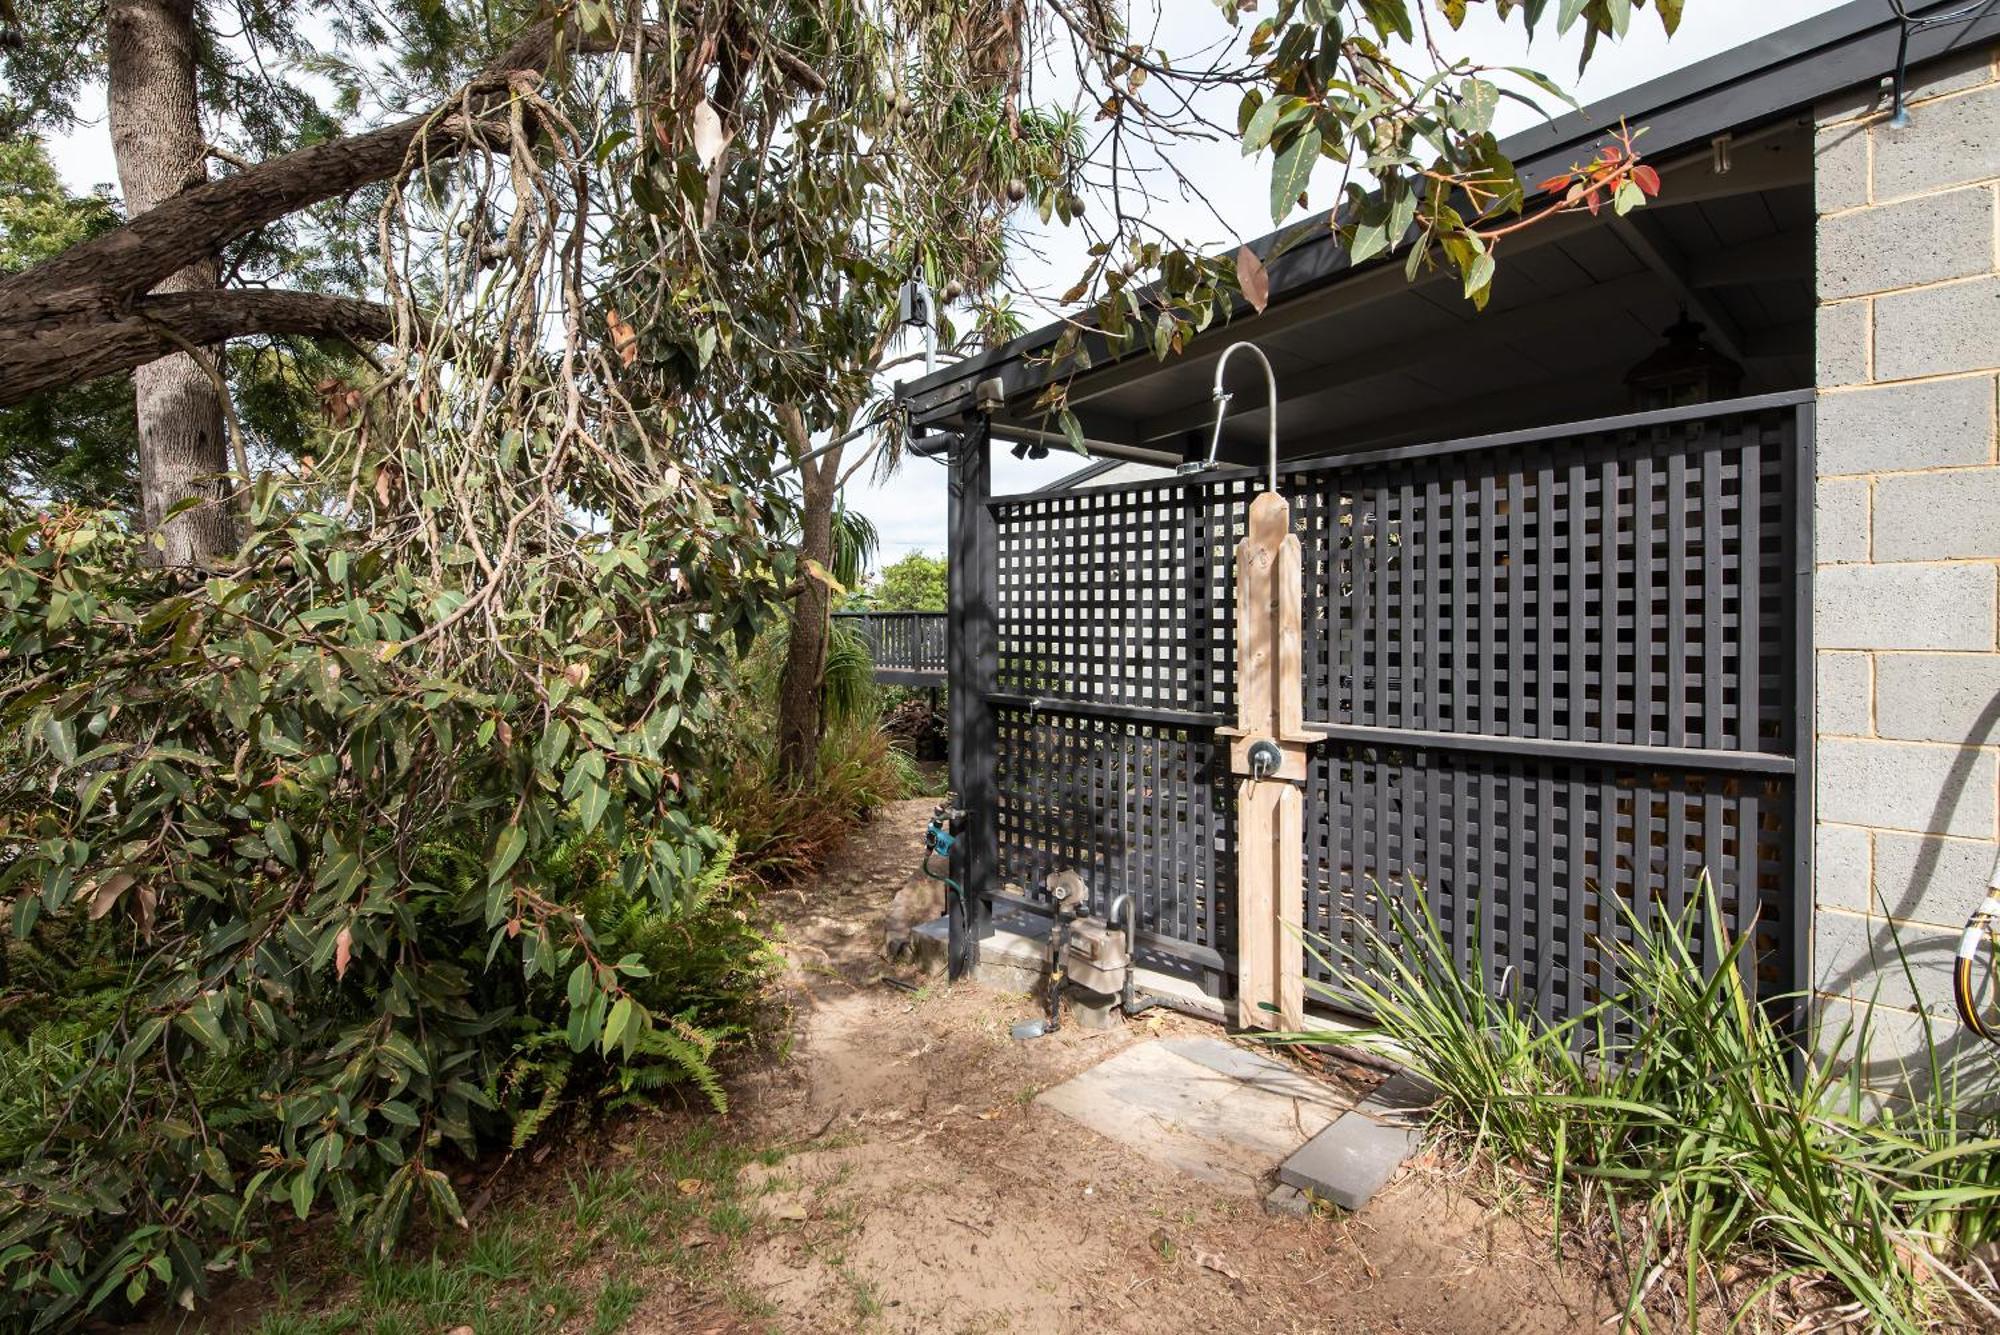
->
(992, 706, 1233, 956)
(1301, 746, 1793, 1033)
(1295, 411, 1796, 754)
(993, 478, 1253, 714)
(974, 400, 1804, 1028)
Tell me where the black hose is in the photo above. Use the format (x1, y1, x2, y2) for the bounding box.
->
(1885, 1, 1995, 125)
(1955, 890, 2000, 1044)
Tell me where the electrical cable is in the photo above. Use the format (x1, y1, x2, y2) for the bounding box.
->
(1884, 1, 1995, 125)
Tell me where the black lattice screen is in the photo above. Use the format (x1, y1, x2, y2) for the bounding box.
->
(977, 396, 1809, 1029)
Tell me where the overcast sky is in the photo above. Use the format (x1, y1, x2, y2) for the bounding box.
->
(44, 0, 1859, 575)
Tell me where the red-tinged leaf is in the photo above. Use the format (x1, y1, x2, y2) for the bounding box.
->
(1632, 164, 1662, 197)
(1585, 187, 1602, 216)
(1537, 173, 1573, 196)
(89, 871, 135, 920)
(1235, 245, 1270, 314)
(335, 926, 353, 980)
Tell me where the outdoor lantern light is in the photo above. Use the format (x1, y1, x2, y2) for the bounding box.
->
(1624, 310, 1743, 410)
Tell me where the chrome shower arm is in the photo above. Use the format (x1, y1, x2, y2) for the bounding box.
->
(1181, 340, 1281, 493)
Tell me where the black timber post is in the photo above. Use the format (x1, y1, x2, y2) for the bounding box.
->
(1788, 395, 1816, 1074)
(947, 419, 997, 978)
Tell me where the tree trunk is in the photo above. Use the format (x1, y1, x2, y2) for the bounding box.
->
(108, 0, 234, 566)
(775, 422, 838, 784)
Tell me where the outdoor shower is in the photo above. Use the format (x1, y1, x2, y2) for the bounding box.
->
(1179, 339, 1281, 494)
(1175, 339, 1318, 1032)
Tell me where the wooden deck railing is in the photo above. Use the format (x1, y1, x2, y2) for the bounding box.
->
(833, 611, 948, 687)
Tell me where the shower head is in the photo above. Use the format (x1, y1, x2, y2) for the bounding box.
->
(1177, 341, 1280, 494)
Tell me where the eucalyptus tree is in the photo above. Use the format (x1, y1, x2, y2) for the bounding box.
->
(0, 1, 1685, 1320)
(698, 13, 1084, 782)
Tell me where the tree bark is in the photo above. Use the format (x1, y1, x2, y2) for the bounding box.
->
(0, 16, 622, 414)
(108, 0, 233, 566)
(0, 291, 396, 406)
(775, 407, 836, 784)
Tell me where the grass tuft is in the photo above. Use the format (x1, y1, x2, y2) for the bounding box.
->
(1303, 877, 2000, 1332)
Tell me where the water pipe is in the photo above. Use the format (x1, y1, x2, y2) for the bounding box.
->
(1178, 340, 1280, 494)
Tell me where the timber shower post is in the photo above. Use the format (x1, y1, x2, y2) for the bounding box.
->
(1223, 488, 1313, 1031)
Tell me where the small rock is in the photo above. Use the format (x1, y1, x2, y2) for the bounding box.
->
(1263, 1182, 1311, 1219)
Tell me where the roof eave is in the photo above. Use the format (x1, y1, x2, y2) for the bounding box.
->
(897, 0, 2000, 428)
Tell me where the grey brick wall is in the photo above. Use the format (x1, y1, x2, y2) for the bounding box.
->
(1813, 44, 2000, 1086)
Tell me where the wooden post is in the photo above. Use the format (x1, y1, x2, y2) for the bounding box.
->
(1224, 491, 1314, 1031)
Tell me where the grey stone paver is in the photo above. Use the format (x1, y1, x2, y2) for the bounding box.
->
(1276, 1111, 1423, 1211)
(1035, 1038, 1354, 1195)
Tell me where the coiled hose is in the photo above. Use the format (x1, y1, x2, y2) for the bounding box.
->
(1954, 883, 2000, 1044)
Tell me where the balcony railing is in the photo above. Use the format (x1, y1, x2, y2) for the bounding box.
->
(833, 610, 947, 687)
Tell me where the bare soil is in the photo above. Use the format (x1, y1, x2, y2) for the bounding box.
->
(716, 797, 1647, 1334)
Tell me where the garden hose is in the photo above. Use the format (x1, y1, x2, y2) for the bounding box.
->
(923, 849, 973, 978)
(1953, 886, 2000, 1044)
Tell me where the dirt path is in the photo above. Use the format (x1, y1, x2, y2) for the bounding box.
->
(714, 798, 1636, 1334)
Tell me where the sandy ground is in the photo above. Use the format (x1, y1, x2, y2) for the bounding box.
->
(716, 797, 1645, 1335)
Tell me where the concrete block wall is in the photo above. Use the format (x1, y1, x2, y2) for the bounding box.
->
(1812, 44, 2000, 1086)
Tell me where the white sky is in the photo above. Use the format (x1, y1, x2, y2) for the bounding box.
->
(44, 0, 1857, 575)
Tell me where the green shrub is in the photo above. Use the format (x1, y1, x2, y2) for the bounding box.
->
(0, 481, 781, 1327)
(700, 711, 916, 885)
(1311, 883, 2000, 1331)
(690, 625, 916, 886)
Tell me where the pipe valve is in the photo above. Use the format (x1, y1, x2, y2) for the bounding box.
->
(1247, 738, 1283, 781)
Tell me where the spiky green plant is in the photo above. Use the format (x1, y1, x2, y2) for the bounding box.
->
(820, 619, 877, 727)
(1301, 881, 2000, 1332)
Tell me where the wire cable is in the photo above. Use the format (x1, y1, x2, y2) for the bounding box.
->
(1884, 1, 1996, 125)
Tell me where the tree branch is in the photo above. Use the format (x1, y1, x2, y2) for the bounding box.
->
(0, 15, 629, 330)
(0, 290, 396, 406)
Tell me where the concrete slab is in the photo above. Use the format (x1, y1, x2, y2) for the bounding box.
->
(1358, 1070, 1434, 1125)
(1273, 1070, 1433, 1211)
(909, 917, 1045, 993)
(1276, 1111, 1422, 1211)
(908, 915, 948, 977)
(1162, 1036, 1337, 1106)
(1035, 1038, 1355, 1195)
